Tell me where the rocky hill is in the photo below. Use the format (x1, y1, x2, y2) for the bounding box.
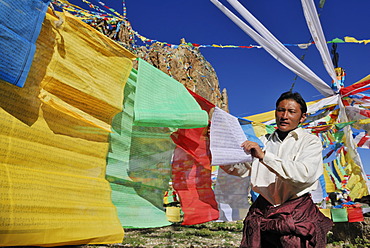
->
(133, 41, 229, 112)
(93, 18, 229, 113)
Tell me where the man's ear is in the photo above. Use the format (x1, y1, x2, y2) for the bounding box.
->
(299, 113, 307, 123)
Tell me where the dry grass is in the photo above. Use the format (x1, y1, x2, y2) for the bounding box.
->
(79, 221, 369, 248)
(119, 221, 243, 248)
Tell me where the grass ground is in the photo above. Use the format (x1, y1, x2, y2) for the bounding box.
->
(8, 220, 367, 247)
(82, 220, 369, 248)
(120, 221, 243, 247)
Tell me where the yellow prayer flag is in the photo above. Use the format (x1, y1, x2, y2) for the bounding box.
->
(244, 99, 321, 123)
(354, 74, 370, 85)
(323, 165, 336, 193)
(252, 122, 268, 137)
(319, 209, 332, 219)
(358, 118, 370, 125)
(345, 36, 370, 45)
(0, 8, 136, 246)
(40, 10, 135, 125)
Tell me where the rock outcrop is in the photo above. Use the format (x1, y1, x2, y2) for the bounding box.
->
(133, 42, 229, 112)
(90, 18, 229, 112)
(331, 218, 370, 244)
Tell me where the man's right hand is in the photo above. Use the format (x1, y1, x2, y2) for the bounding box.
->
(241, 140, 265, 160)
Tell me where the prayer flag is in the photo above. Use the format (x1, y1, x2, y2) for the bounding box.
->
(331, 208, 348, 222)
(107, 69, 173, 228)
(134, 58, 208, 128)
(0, 0, 50, 87)
(0, 8, 137, 244)
(347, 208, 364, 222)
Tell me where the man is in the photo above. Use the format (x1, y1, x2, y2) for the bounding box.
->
(228, 91, 333, 247)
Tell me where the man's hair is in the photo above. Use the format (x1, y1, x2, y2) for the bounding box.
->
(275, 91, 307, 114)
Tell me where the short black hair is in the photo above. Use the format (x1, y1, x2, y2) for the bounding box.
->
(276, 91, 307, 114)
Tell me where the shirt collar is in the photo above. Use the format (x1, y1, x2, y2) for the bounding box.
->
(273, 127, 303, 141)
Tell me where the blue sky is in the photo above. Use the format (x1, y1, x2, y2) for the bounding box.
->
(68, 0, 370, 116)
(67, 0, 370, 173)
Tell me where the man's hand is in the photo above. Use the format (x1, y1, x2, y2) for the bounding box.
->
(241, 141, 265, 160)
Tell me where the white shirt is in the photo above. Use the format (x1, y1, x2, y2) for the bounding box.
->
(247, 127, 323, 206)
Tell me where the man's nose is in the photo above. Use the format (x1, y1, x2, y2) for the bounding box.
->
(281, 111, 289, 118)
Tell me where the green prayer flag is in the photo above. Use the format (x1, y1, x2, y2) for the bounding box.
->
(328, 38, 345, 43)
(319, 0, 326, 9)
(134, 58, 208, 128)
(106, 69, 173, 228)
(266, 125, 276, 134)
(333, 130, 344, 142)
(331, 208, 348, 222)
(335, 121, 356, 130)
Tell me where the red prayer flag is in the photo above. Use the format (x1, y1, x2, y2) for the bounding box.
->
(186, 88, 215, 112)
(347, 208, 364, 222)
(170, 89, 218, 225)
(171, 127, 219, 225)
(171, 128, 210, 169)
(340, 79, 370, 96)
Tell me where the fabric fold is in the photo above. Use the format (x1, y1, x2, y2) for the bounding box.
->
(214, 167, 251, 221)
(171, 90, 219, 225)
(301, 0, 337, 82)
(107, 69, 173, 229)
(39, 89, 112, 133)
(211, 0, 334, 97)
(134, 58, 209, 128)
(0, 0, 50, 87)
(0, 6, 138, 245)
(41, 10, 135, 125)
(171, 127, 219, 225)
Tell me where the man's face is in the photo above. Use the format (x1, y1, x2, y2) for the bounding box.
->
(275, 99, 306, 132)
